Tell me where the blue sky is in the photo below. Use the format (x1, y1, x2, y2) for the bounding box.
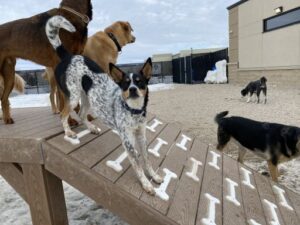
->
(0, 0, 237, 69)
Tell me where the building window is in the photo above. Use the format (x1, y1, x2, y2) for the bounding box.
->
(264, 7, 300, 32)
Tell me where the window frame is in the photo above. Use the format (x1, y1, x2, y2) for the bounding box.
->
(263, 6, 300, 32)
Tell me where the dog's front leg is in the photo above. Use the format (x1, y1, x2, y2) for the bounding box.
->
(136, 125, 163, 184)
(121, 133, 155, 195)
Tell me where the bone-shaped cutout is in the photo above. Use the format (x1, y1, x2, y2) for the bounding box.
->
(148, 138, 168, 157)
(106, 151, 128, 172)
(146, 119, 163, 132)
(272, 185, 294, 211)
(64, 128, 101, 145)
(263, 199, 281, 225)
(208, 151, 221, 170)
(155, 168, 177, 201)
(225, 178, 240, 206)
(185, 157, 202, 182)
(176, 134, 192, 151)
(248, 219, 262, 225)
(201, 193, 221, 225)
(240, 167, 255, 189)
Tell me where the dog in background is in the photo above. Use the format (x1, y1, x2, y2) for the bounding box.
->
(0, 73, 25, 99)
(215, 111, 300, 181)
(0, 0, 92, 124)
(241, 76, 267, 104)
(46, 15, 162, 194)
(43, 20, 136, 114)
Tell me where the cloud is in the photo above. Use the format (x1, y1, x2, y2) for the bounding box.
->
(0, 0, 237, 67)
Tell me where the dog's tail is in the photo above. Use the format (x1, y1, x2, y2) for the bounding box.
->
(45, 16, 76, 59)
(215, 111, 229, 124)
(14, 73, 25, 93)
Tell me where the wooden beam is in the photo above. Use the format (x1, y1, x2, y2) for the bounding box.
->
(0, 162, 27, 202)
(22, 164, 68, 225)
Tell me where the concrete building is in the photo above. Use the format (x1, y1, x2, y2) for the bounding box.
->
(228, 0, 300, 86)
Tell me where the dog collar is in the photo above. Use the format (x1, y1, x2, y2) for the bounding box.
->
(60, 6, 90, 24)
(122, 101, 146, 116)
(107, 32, 122, 52)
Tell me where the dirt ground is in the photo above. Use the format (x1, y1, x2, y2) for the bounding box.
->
(149, 83, 300, 193)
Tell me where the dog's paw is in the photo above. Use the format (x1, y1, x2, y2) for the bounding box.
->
(66, 130, 77, 138)
(87, 124, 101, 134)
(143, 182, 155, 195)
(152, 174, 164, 184)
(4, 117, 14, 124)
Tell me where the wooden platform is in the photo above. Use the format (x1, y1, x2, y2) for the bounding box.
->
(1, 107, 300, 225)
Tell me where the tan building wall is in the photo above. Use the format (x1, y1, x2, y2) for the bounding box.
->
(228, 0, 300, 86)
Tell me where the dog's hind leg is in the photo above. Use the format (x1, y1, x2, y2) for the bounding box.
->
(1, 58, 16, 124)
(80, 91, 100, 134)
(237, 144, 247, 163)
(136, 125, 163, 184)
(267, 160, 279, 182)
(0, 74, 4, 99)
(216, 126, 230, 151)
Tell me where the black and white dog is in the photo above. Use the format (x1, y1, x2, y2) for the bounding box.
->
(241, 77, 267, 104)
(46, 16, 162, 194)
(215, 111, 300, 181)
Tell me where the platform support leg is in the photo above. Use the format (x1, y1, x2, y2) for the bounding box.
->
(22, 164, 69, 225)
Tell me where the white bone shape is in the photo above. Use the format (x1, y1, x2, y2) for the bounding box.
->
(225, 178, 240, 206)
(201, 193, 221, 225)
(208, 151, 221, 170)
(106, 151, 128, 172)
(248, 219, 262, 225)
(176, 134, 192, 151)
(155, 168, 177, 201)
(64, 128, 101, 145)
(240, 167, 255, 189)
(148, 138, 168, 157)
(264, 199, 281, 225)
(272, 185, 294, 211)
(146, 119, 163, 132)
(186, 157, 202, 182)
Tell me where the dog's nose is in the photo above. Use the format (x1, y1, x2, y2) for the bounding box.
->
(131, 36, 136, 43)
(129, 87, 137, 95)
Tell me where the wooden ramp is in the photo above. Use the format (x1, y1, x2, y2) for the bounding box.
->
(1, 107, 300, 225)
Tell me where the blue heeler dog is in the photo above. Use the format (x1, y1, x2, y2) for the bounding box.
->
(45, 16, 163, 194)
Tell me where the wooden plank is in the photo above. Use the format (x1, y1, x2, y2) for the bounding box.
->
(115, 124, 181, 198)
(140, 132, 193, 214)
(253, 172, 285, 225)
(167, 139, 208, 225)
(238, 165, 267, 225)
(286, 189, 300, 221)
(0, 138, 43, 164)
(47, 120, 110, 155)
(196, 146, 223, 225)
(0, 162, 27, 202)
(23, 116, 62, 137)
(222, 155, 246, 225)
(270, 181, 300, 225)
(43, 143, 177, 225)
(22, 164, 68, 225)
(93, 120, 172, 183)
(0, 110, 58, 137)
(70, 130, 122, 168)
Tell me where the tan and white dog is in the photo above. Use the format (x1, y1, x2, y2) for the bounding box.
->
(44, 21, 135, 114)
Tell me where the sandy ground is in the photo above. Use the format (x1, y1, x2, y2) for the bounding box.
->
(1, 83, 300, 224)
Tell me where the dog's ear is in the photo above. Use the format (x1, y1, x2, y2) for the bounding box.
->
(109, 63, 124, 83)
(126, 22, 134, 31)
(140, 58, 152, 81)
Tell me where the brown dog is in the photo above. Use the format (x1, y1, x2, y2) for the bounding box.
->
(0, 0, 93, 124)
(0, 73, 25, 99)
(44, 21, 136, 115)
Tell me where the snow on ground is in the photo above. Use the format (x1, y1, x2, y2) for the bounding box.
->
(0, 83, 174, 225)
(8, 83, 175, 108)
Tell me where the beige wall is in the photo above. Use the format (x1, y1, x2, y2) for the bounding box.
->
(237, 0, 300, 69)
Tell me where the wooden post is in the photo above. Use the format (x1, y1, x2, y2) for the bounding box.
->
(22, 164, 68, 225)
